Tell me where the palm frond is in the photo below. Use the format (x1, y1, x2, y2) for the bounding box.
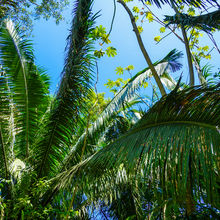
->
(0, 71, 11, 179)
(141, 0, 217, 8)
(164, 9, 220, 31)
(33, 0, 96, 178)
(61, 49, 182, 170)
(0, 20, 50, 159)
(57, 84, 220, 207)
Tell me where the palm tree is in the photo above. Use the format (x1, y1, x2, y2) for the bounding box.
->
(0, 0, 180, 217)
(56, 84, 220, 218)
(0, 0, 219, 219)
(0, 0, 96, 218)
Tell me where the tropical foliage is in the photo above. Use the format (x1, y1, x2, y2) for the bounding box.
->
(0, 0, 69, 32)
(0, 0, 219, 219)
(165, 9, 220, 31)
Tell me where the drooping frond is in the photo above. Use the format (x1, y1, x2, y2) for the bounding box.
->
(165, 9, 220, 31)
(57, 84, 220, 208)
(33, 0, 95, 178)
(61, 49, 183, 171)
(0, 20, 50, 159)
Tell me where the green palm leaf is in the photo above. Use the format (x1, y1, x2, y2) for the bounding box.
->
(165, 9, 220, 31)
(0, 71, 11, 179)
(56, 84, 220, 208)
(33, 0, 96, 178)
(61, 49, 183, 171)
(0, 20, 49, 159)
(140, 0, 217, 8)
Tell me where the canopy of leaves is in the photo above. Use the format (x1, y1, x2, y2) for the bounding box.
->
(0, 0, 70, 32)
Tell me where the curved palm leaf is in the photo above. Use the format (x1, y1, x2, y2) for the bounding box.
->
(56, 84, 220, 208)
(33, 0, 96, 178)
(61, 49, 183, 171)
(165, 9, 220, 31)
(0, 20, 49, 159)
(140, 0, 217, 8)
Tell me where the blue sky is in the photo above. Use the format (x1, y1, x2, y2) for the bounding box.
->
(32, 0, 220, 97)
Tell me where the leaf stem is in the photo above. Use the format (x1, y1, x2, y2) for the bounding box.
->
(117, 121, 218, 141)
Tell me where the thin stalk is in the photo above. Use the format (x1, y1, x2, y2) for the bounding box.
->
(142, 2, 184, 43)
(170, 1, 195, 86)
(65, 110, 92, 220)
(207, 33, 220, 54)
(38, 120, 58, 178)
(114, 120, 217, 143)
(100, 207, 108, 220)
(117, 0, 166, 96)
(101, 0, 117, 45)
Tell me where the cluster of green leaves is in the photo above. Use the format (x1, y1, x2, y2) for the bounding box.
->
(126, 0, 218, 65)
(0, 0, 70, 33)
(105, 77, 130, 94)
(105, 64, 150, 95)
(175, 5, 215, 60)
(92, 25, 117, 58)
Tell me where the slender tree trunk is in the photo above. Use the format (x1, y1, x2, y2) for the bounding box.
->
(170, 1, 195, 86)
(117, 0, 166, 96)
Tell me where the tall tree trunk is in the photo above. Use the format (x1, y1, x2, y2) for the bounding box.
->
(117, 0, 166, 96)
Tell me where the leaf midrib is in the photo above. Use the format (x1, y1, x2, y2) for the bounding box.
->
(9, 25, 29, 158)
(119, 120, 217, 141)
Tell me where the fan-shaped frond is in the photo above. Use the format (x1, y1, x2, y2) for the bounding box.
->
(56, 84, 220, 208)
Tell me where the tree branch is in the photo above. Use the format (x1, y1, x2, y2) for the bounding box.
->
(170, 1, 195, 86)
(117, 0, 166, 96)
